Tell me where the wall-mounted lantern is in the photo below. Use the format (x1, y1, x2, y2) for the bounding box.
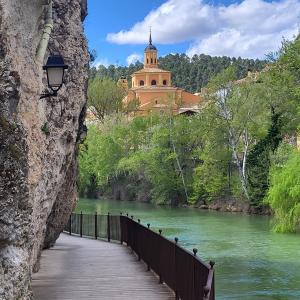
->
(40, 54, 68, 99)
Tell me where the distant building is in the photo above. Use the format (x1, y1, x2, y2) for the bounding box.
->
(121, 32, 202, 115)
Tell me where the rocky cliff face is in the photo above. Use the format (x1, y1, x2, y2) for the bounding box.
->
(0, 0, 89, 298)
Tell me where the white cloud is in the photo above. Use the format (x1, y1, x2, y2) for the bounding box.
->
(187, 26, 298, 58)
(126, 53, 143, 65)
(92, 58, 110, 68)
(106, 0, 300, 58)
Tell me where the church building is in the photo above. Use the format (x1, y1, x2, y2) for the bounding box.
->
(121, 33, 202, 115)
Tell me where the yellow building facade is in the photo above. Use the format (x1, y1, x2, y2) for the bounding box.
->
(123, 33, 202, 115)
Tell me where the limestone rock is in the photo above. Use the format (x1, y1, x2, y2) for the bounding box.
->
(0, 0, 89, 298)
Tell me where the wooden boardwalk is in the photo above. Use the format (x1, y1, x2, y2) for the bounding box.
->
(32, 233, 174, 300)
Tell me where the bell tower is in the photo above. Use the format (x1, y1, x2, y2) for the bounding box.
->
(144, 30, 158, 68)
(118, 76, 128, 91)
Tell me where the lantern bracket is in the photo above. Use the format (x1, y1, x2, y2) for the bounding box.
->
(40, 90, 58, 99)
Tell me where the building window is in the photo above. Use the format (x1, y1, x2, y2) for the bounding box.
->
(147, 59, 149, 64)
(140, 80, 144, 86)
(151, 58, 153, 64)
(151, 80, 157, 86)
(163, 80, 167, 86)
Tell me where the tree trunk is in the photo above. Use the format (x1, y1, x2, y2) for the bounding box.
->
(169, 116, 189, 203)
(242, 131, 249, 180)
(228, 132, 250, 200)
(171, 141, 189, 202)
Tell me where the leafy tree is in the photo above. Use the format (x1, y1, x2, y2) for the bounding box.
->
(244, 37, 300, 206)
(266, 151, 300, 233)
(192, 139, 230, 203)
(88, 77, 126, 120)
(262, 37, 300, 232)
(117, 115, 202, 205)
(247, 112, 282, 206)
(79, 114, 204, 205)
(123, 97, 141, 114)
(205, 66, 270, 200)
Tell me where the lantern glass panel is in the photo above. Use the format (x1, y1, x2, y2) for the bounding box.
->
(47, 67, 64, 91)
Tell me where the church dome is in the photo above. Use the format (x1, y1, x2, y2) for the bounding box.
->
(145, 44, 157, 51)
(144, 31, 157, 52)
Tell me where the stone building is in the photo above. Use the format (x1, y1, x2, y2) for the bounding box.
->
(122, 33, 202, 115)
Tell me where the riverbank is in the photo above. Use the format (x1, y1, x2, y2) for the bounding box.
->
(81, 193, 272, 216)
(183, 198, 272, 215)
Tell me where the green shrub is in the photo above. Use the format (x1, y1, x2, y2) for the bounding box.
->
(266, 151, 300, 233)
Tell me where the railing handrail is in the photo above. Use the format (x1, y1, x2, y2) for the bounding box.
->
(204, 263, 215, 300)
(65, 212, 215, 300)
(127, 215, 212, 269)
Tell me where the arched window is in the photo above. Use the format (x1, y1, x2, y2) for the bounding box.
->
(147, 59, 149, 64)
(140, 80, 144, 86)
(151, 80, 157, 86)
(163, 80, 167, 86)
(151, 58, 153, 64)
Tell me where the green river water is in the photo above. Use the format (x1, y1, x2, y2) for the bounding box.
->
(76, 198, 300, 300)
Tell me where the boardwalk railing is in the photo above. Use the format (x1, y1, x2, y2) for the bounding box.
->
(65, 212, 215, 300)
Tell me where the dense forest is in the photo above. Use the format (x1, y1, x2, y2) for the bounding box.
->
(81, 39, 300, 233)
(89, 53, 267, 93)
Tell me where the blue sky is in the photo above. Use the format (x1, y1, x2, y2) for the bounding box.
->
(84, 0, 300, 66)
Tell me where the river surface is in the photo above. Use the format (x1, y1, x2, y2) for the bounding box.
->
(76, 198, 300, 300)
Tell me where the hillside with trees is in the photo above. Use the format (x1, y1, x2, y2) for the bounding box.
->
(89, 53, 267, 93)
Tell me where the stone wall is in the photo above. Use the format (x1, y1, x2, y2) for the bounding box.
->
(0, 0, 89, 298)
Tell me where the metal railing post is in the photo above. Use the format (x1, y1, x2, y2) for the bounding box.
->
(147, 223, 151, 271)
(174, 237, 179, 299)
(137, 219, 141, 261)
(130, 216, 134, 254)
(193, 248, 198, 300)
(120, 212, 123, 244)
(126, 216, 130, 247)
(68, 214, 72, 235)
(158, 229, 163, 284)
(210, 261, 215, 300)
(80, 211, 83, 237)
(95, 212, 98, 240)
(107, 212, 111, 242)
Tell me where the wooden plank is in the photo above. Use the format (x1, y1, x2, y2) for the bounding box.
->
(32, 233, 174, 300)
